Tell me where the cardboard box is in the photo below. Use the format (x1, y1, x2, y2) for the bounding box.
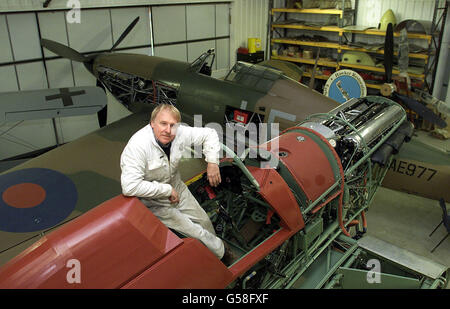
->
(382, 131, 450, 203)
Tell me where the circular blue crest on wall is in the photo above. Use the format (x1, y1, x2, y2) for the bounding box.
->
(323, 69, 367, 104)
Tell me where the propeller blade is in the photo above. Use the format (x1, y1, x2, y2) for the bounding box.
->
(384, 23, 394, 83)
(110, 16, 140, 52)
(41, 39, 87, 62)
(394, 92, 447, 128)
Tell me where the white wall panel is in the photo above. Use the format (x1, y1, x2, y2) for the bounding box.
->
(105, 91, 132, 125)
(115, 47, 151, 56)
(0, 15, 13, 63)
(15, 62, 47, 90)
(110, 7, 151, 49)
(66, 9, 112, 52)
(186, 4, 216, 40)
(216, 3, 230, 37)
(154, 43, 188, 62)
(216, 38, 230, 70)
(37, 11, 68, 58)
(7, 13, 42, 61)
(72, 61, 96, 86)
(152, 2, 230, 72)
(0, 65, 18, 92)
(152, 6, 186, 44)
(45, 59, 74, 88)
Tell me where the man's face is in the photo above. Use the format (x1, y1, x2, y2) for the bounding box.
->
(150, 109, 179, 145)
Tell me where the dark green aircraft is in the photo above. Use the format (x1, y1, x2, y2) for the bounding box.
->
(40, 17, 339, 133)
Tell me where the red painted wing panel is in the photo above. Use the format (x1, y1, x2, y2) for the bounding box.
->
(0, 195, 182, 288)
(123, 238, 234, 289)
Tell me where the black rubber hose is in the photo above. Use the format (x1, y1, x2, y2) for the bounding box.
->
(371, 144, 394, 167)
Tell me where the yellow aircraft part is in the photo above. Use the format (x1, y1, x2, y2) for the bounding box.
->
(378, 9, 397, 31)
(341, 51, 376, 67)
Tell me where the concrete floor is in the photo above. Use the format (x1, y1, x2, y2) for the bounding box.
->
(366, 186, 449, 287)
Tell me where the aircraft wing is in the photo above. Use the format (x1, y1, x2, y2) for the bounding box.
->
(0, 86, 106, 122)
(0, 108, 207, 267)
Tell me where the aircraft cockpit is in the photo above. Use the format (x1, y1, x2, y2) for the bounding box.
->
(224, 61, 283, 92)
(189, 49, 215, 76)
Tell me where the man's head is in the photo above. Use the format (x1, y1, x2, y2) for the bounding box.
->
(150, 104, 181, 145)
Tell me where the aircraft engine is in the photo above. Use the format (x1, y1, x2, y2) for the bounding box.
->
(300, 96, 413, 169)
(96, 66, 178, 108)
(239, 96, 412, 237)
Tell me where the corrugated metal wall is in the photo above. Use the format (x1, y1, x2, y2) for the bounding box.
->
(271, 0, 441, 24)
(230, 0, 269, 64)
(356, 0, 437, 26)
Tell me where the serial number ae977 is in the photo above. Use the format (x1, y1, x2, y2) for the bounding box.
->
(226, 293, 268, 304)
(389, 159, 437, 181)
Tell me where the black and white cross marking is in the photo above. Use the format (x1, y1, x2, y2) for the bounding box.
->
(45, 88, 86, 106)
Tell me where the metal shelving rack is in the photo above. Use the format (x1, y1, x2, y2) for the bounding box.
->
(267, 0, 448, 93)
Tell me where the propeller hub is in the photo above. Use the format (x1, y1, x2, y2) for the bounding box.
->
(381, 83, 396, 97)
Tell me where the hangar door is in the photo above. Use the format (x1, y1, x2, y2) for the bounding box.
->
(0, 2, 231, 160)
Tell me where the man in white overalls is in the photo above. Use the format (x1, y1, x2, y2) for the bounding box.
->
(120, 104, 235, 264)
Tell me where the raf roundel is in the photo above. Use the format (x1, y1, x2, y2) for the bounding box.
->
(0, 168, 77, 233)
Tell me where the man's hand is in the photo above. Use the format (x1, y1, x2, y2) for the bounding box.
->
(207, 162, 221, 187)
(168, 188, 180, 204)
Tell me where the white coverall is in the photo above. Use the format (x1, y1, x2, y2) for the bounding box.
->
(120, 124, 225, 259)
